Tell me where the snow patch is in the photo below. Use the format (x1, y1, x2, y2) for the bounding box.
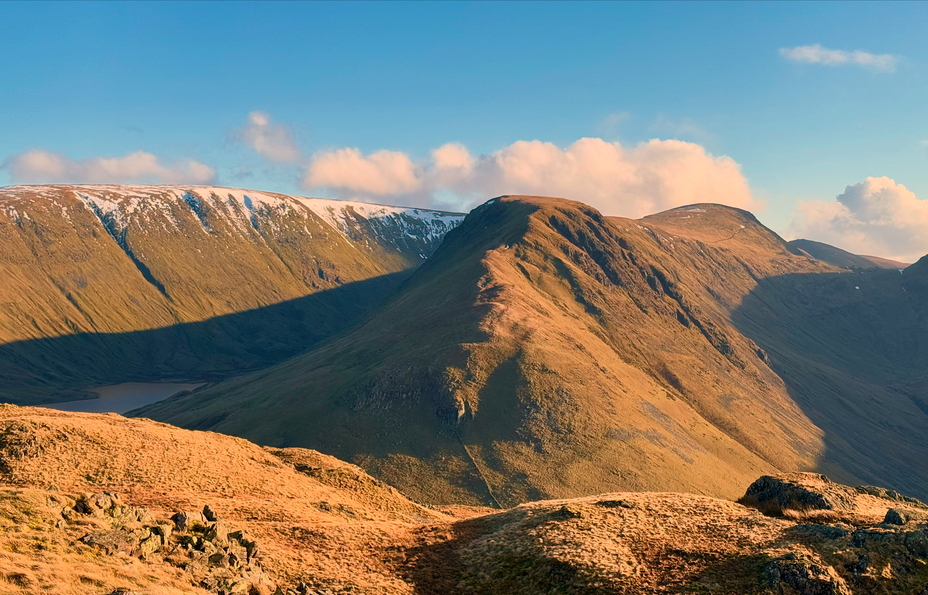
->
(0, 184, 465, 253)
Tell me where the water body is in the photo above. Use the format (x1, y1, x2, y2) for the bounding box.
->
(44, 382, 206, 414)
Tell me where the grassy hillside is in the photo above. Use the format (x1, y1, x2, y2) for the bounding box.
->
(0, 185, 461, 404)
(0, 404, 447, 593)
(139, 197, 849, 507)
(4, 405, 928, 594)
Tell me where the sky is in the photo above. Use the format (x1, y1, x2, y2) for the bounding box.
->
(1, 1, 927, 260)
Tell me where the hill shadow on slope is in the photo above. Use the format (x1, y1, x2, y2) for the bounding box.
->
(730, 266, 928, 500)
(0, 271, 411, 406)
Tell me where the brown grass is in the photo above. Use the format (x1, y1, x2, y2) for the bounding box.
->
(4, 406, 928, 594)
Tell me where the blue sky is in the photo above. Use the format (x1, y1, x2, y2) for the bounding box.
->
(2, 2, 927, 258)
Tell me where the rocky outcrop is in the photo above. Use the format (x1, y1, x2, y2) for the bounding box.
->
(884, 507, 928, 525)
(740, 473, 859, 515)
(741, 472, 928, 523)
(764, 552, 852, 595)
(55, 491, 275, 595)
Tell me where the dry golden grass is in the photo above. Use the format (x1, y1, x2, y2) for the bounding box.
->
(4, 406, 928, 594)
(0, 185, 455, 405)
(0, 405, 447, 593)
(0, 488, 207, 595)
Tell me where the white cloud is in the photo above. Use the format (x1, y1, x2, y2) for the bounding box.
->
(3, 149, 216, 185)
(791, 176, 928, 262)
(303, 137, 757, 217)
(779, 44, 897, 72)
(235, 111, 301, 163)
(305, 148, 421, 195)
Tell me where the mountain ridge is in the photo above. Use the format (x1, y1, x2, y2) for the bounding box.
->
(787, 238, 910, 270)
(138, 196, 840, 506)
(0, 184, 462, 404)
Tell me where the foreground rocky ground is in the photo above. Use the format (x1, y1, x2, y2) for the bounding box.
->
(3, 404, 928, 594)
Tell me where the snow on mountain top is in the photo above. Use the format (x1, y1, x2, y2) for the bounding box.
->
(0, 184, 464, 245)
(0, 184, 461, 214)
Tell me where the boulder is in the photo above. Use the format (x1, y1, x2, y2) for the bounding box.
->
(80, 529, 139, 555)
(884, 507, 928, 525)
(171, 510, 207, 531)
(858, 485, 928, 508)
(151, 522, 173, 545)
(135, 535, 161, 559)
(741, 473, 858, 515)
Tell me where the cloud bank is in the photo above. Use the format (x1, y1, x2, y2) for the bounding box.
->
(791, 176, 928, 262)
(235, 111, 301, 163)
(304, 137, 756, 218)
(3, 149, 216, 185)
(780, 44, 896, 72)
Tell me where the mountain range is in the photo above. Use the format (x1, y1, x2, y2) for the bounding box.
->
(5, 183, 928, 593)
(135, 193, 928, 508)
(0, 185, 461, 404)
(3, 184, 928, 511)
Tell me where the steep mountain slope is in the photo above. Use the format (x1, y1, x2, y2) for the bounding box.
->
(730, 256, 928, 501)
(0, 185, 462, 404)
(787, 239, 909, 270)
(140, 197, 848, 507)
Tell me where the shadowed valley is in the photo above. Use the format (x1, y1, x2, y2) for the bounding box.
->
(0, 185, 462, 404)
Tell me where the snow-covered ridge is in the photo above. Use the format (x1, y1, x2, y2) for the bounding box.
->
(0, 184, 464, 249)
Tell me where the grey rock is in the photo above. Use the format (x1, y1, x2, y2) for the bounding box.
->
(851, 527, 902, 548)
(884, 507, 928, 525)
(765, 552, 852, 595)
(172, 510, 206, 531)
(905, 530, 928, 557)
(858, 485, 928, 508)
(80, 529, 139, 555)
(743, 473, 858, 515)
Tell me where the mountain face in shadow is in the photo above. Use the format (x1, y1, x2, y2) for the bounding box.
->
(787, 238, 910, 270)
(140, 196, 875, 507)
(0, 185, 462, 403)
(732, 258, 928, 498)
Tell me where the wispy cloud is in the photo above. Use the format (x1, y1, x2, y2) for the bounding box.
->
(596, 112, 631, 136)
(650, 115, 716, 145)
(780, 44, 897, 72)
(303, 137, 757, 217)
(234, 111, 301, 163)
(2, 149, 216, 185)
